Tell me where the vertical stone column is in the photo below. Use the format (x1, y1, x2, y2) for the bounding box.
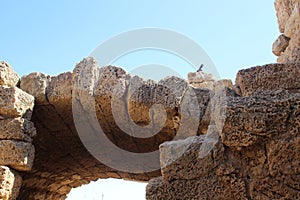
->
(0, 62, 36, 200)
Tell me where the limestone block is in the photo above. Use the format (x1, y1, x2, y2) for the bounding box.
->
(0, 166, 22, 200)
(0, 140, 35, 171)
(188, 71, 215, 90)
(235, 63, 300, 96)
(272, 34, 290, 56)
(0, 86, 34, 119)
(0, 62, 19, 87)
(20, 72, 50, 105)
(0, 118, 36, 142)
(160, 130, 223, 181)
(220, 90, 299, 148)
(47, 72, 72, 105)
(146, 176, 248, 200)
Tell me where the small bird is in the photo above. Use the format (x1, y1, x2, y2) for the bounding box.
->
(197, 64, 204, 72)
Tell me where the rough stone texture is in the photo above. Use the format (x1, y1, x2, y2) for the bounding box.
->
(16, 57, 213, 200)
(0, 166, 22, 200)
(188, 71, 233, 94)
(4, 57, 294, 199)
(20, 72, 50, 105)
(0, 118, 36, 142)
(272, 34, 290, 56)
(219, 90, 299, 148)
(0, 140, 34, 171)
(146, 89, 300, 200)
(235, 63, 300, 96)
(188, 71, 215, 90)
(0, 86, 34, 119)
(0, 62, 19, 87)
(274, 0, 300, 62)
(160, 133, 222, 182)
(1, 3, 300, 196)
(147, 176, 248, 200)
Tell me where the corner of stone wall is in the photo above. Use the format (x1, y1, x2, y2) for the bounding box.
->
(0, 61, 36, 200)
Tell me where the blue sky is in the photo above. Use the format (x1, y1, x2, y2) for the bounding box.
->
(1, 1, 278, 79)
(1, 1, 279, 199)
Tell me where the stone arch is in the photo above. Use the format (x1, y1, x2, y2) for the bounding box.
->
(15, 57, 211, 199)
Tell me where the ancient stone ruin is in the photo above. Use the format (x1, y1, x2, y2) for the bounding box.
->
(0, 0, 299, 199)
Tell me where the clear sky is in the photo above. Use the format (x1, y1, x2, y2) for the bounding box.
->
(1, 1, 279, 200)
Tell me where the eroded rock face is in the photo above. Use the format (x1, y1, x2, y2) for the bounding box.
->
(235, 63, 300, 96)
(146, 89, 300, 200)
(274, 0, 300, 62)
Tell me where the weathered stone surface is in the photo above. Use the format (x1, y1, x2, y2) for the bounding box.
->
(0, 62, 19, 87)
(47, 72, 72, 105)
(0, 141, 34, 171)
(0, 118, 36, 142)
(235, 63, 300, 96)
(0, 51, 296, 200)
(147, 176, 248, 200)
(278, 28, 300, 63)
(272, 34, 290, 56)
(220, 90, 299, 148)
(284, 1, 300, 38)
(188, 71, 215, 90)
(274, 0, 300, 62)
(275, 0, 300, 33)
(160, 133, 223, 181)
(0, 86, 34, 119)
(0, 166, 22, 200)
(20, 72, 50, 105)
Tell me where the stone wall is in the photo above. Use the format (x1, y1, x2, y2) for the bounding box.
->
(0, 62, 35, 200)
(146, 63, 300, 199)
(273, 0, 300, 63)
(0, 1, 299, 199)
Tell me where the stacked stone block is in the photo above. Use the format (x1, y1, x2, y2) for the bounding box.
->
(0, 62, 36, 200)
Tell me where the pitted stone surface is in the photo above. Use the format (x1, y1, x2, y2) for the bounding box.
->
(220, 90, 300, 148)
(235, 63, 300, 96)
(0, 62, 19, 87)
(0, 140, 34, 171)
(0, 118, 36, 142)
(0, 86, 34, 119)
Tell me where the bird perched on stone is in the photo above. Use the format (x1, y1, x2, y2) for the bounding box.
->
(197, 64, 204, 72)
